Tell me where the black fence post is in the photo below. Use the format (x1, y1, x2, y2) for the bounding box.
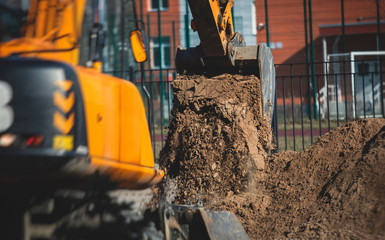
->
(300, 76, 305, 150)
(290, 65, 296, 151)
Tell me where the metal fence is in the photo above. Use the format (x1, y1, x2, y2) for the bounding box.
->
(131, 68, 175, 160)
(274, 58, 384, 152)
(131, 58, 385, 159)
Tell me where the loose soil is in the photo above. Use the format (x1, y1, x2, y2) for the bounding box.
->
(159, 74, 273, 204)
(212, 118, 385, 239)
(159, 74, 385, 239)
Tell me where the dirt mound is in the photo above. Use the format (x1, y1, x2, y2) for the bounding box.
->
(158, 73, 385, 239)
(159, 74, 273, 204)
(211, 118, 385, 239)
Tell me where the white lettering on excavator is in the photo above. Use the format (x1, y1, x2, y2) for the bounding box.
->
(0, 81, 14, 132)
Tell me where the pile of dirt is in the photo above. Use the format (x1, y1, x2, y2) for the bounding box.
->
(211, 118, 385, 239)
(158, 74, 273, 204)
(159, 73, 385, 239)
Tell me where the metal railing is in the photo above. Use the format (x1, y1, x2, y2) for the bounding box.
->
(130, 58, 384, 159)
(274, 58, 384, 152)
(130, 68, 176, 161)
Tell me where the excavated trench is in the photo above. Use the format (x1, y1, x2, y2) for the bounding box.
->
(159, 74, 385, 239)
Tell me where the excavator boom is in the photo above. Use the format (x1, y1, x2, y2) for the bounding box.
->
(188, 0, 234, 57)
(176, 0, 276, 120)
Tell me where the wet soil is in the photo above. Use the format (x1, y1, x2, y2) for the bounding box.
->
(159, 74, 385, 239)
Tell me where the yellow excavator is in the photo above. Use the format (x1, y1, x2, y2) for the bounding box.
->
(0, 0, 162, 191)
(0, 0, 274, 239)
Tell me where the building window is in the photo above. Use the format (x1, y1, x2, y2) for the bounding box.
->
(151, 0, 168, 10)
(151, 36, 171, 69)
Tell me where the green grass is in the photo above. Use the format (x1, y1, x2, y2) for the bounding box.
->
(152, 123, 169, 135)
(275, 118, 360, 152)
(276, 136, 320, 152)
(152, 141, 164, 162)
(276, 119, 342, 152)
(152, 117, 353, 155)
(277, 118, 347, 131)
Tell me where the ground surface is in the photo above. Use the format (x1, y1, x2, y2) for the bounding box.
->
(159, 74, 385, 239)
(212, 118, 385, 239)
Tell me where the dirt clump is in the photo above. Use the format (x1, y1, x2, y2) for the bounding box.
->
(211, 118, 385, 239)
(159, 74, 273, 204)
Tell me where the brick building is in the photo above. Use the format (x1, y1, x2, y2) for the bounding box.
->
(139, 0, 260, 72)
(253, 0, 385, 118)
(137, 0, 181, 71)
(255, 0, 384, 66)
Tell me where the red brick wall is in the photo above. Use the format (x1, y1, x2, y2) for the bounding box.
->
(137, 0, 181, 69)
(255, 0, 384, 65)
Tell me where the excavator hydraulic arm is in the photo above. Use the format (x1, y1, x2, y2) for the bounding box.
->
(189, 0, 235, 58)
(176, 0, 276, 120)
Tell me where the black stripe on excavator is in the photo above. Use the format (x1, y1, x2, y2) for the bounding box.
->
(0, 57, 88, 174)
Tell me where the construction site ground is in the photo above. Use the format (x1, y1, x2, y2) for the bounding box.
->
(158, 74, 385, 239)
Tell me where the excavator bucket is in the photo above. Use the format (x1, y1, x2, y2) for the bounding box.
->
(194, 209, 250, 240)
(162, 204, 250, 240)
(175, 0, 276, 120)
(176, 43, 276, 121)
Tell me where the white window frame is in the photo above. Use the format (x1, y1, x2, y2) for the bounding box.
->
(151, 37, 171, 69)
(251, 1, 256, 35)
(149, 0, 169, 11)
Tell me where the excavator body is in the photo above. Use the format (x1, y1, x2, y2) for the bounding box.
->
(0, 0, 252, 239)
(0, 0, 163, 190)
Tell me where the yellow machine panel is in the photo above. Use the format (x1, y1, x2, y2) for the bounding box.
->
(0, 0, 163, 189)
